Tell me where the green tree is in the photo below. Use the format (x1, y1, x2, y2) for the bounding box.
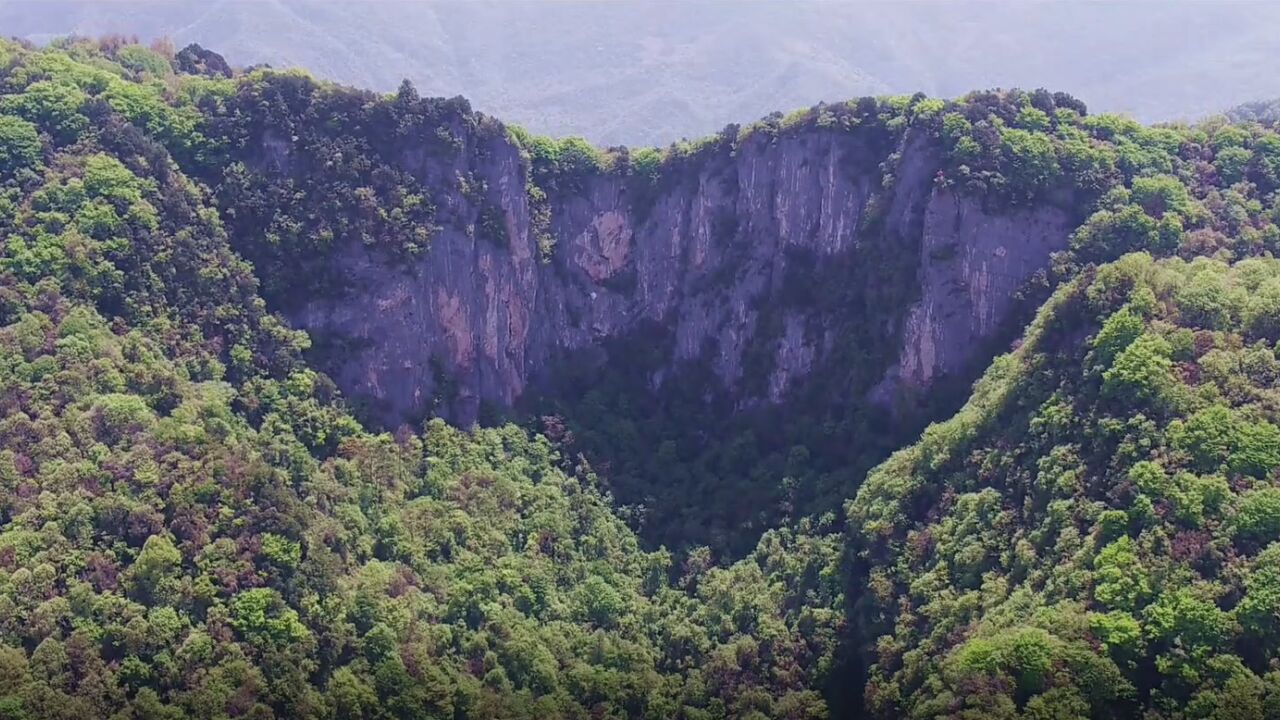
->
(1143, 587, 1234, 650)
(1094, 536, 1151, 611)
(1092, 307, 1146, 369)
(1172, 405, 1237, 472)
(1131, 174, 1192, 219)
(130, 535, 182, 603)
(116, 46, 172, 77)
(1238, 544, 1280, 659)
(0, 116, 41, 177)
(1001, 128, 1060, 197)
(1215, 146, 1252, 185)
(91, 393, 156, 445)
(1175, 271, 1235, 330)
(230, 588, 310, 647)
(1235, 488, 1280, 547)
(1089, 611, 1145, 665)
(259, 533, 301, 570)
(1072, 205, 1159, 261)
(1102, 332, 1174, 405)
(1228, 421, 1280, 479)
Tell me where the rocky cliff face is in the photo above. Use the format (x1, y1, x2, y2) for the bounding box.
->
(871, 188, 1072, 409)
(275, 120, 1072, 428)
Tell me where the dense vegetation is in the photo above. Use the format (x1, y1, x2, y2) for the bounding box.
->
(7, 34, 1280, 720)
(1227, 99, 1280, 127)
(539, 85, 1280, 560)
(0, 38, 844, 719)
(849, 253, 1280, 717)
(840, 92, 1280, 716)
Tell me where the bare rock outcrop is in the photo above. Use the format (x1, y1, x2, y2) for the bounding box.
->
(276, 122, 1071, 427)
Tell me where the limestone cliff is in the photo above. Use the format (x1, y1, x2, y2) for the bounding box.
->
(871, 188, 1072, 409)
(244, 110, 1073, 428)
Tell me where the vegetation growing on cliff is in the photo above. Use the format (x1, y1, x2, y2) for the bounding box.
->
(539, 85, 1280, 560)
(0, 37, 844, 719)
(8, 33, 1280, 720)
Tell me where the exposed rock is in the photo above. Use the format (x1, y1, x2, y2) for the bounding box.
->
(281, 122, 1071, 428)
(872, 188, 1073, 408)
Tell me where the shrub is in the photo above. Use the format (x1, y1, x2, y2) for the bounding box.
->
(1102, 333, 1174, 405)
(0, 115, 41, 177)
(1235, 488, 1280, 546)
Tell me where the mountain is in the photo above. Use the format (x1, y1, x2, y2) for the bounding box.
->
(6, 33, 1280, 720)
(227, 81, 1079, 556)
(0, 37, 844, 719)
(5, 1, 1280, 145)
(851, 250, 1280, 718)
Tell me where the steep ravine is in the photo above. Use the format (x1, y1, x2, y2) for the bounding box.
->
(191, 91, 1082, 554)
(15, 40, 1280, 720)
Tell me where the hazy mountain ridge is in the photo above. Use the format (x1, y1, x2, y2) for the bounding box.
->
(6, 0, 1280, 145)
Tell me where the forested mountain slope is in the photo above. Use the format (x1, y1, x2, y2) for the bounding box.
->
(5, 36, 1280, 720)
(852, 255, 1280, 717)
(37, 39, 1086, 557)
(0, 38, 843, 719)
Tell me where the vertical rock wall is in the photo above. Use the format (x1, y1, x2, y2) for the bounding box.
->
(281, 123, 1072, 427)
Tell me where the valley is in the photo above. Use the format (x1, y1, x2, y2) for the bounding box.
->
(2, 36, 1280, 719)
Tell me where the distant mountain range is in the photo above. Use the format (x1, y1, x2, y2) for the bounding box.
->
(5, 0, 1280, 145)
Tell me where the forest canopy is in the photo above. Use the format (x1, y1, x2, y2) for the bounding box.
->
(3, 34, 1280, 720)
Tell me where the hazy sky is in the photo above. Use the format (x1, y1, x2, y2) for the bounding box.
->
(5, 0, 1279, 145)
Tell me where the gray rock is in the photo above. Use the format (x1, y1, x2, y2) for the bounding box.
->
(285, 123, 1072, 428)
